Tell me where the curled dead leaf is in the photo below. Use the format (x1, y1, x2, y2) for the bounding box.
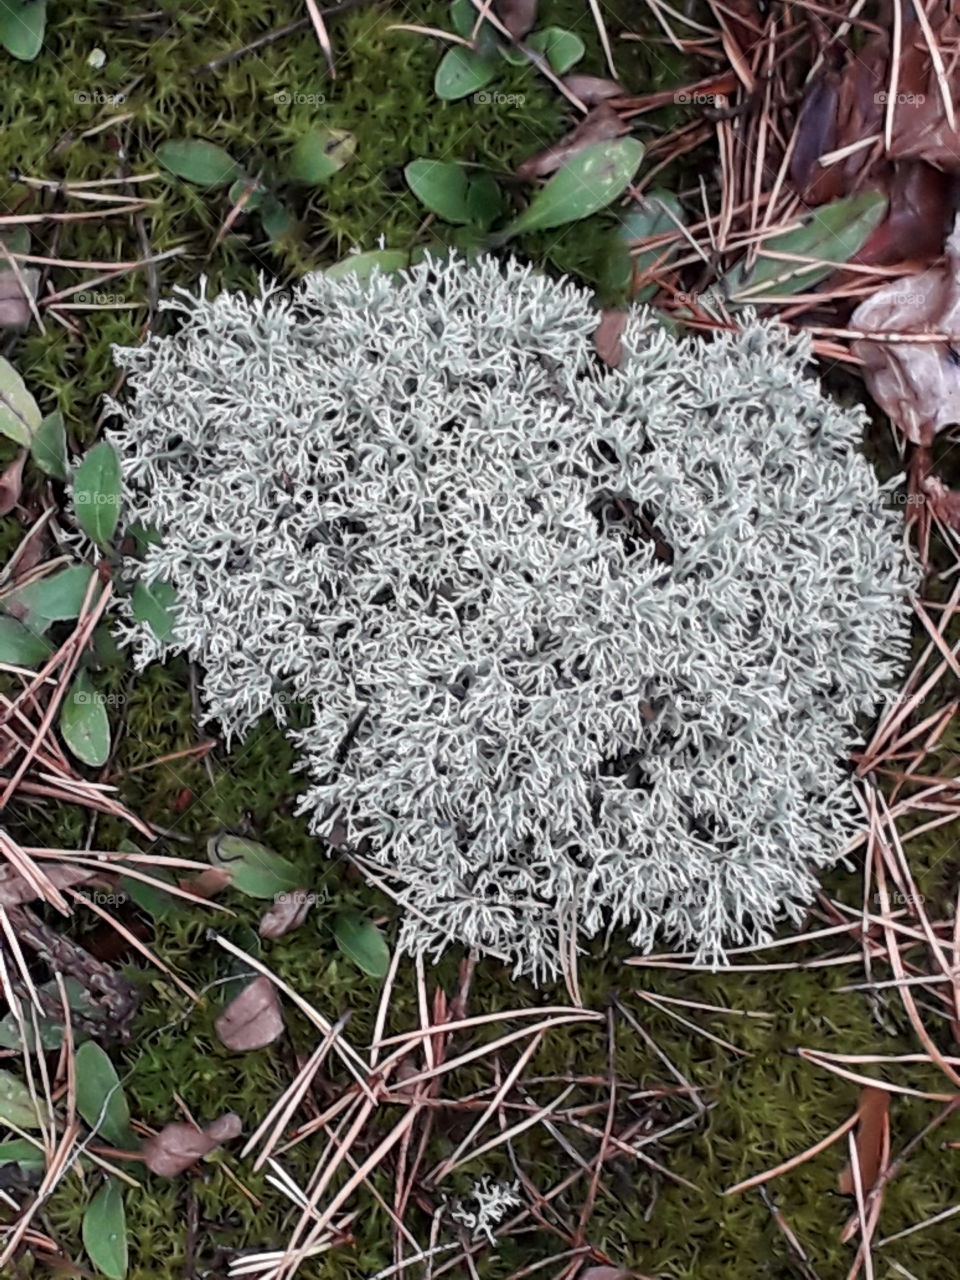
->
(0, 268, 38, 331)
(852, 217, 960, 444)
(142, 1112, 242, 1177)
(0, 862, 95, 908)
(258, 887, 313, 939)
(0, 451, 25, 517)
(517, 104, 629, 180)
(178, 866, 232, 899)
(495, 0, 537, 40)
(594, 311, 627, 369)
(214, 975, 284, 1051)
(563, 74, 624, 105)
(838, 1085, 890, 1196)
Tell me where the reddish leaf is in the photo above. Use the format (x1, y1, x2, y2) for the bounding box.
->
(143, 1112, 241, 1177)
(177, 867, 232, 899)
(495, 0, 537, 39)
(258, 888, 313, 939)
(0, 450, 25, 516)
(838, 1086, 890, 1196)
(563, 74, 624, 105)
(594, 311, 626, 369)
(214, 975, 284, 1051)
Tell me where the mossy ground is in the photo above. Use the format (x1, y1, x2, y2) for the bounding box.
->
(2, 2, 960, 1278)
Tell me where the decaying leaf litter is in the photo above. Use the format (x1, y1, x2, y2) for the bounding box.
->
(0, 0, 958, 1277)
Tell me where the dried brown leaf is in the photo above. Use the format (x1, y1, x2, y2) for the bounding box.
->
(594, 310, 626, 369)
(838, 1086, 890, 1195)
(563, 74, 624, 105)
(852, 218, 960, 444)
(258, 887, 313, 939)
(0, 862, 95, 908)
(178, 866, 232, 899)
(495, 0, 537, 40)
(0, 451, 26, 517)
(142, 1112, 242, 1177)
(517, 104, 628, 180)
(214, 975, 284, 1051)
(0, 268, 38, 331)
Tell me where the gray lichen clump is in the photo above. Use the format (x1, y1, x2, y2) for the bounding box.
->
(110, 255, 910, 979)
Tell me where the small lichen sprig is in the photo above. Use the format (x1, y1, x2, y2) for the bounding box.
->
(109, 254, 911, 979)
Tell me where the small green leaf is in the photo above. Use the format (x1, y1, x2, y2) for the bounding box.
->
(75, 1044, 134, 1148)
(435, 45, 498, 100)
(601, 189, 684, 300)
(73, 441, 121, 547)
(333, 913, 391, 978)
(207, 834, 301, 899)
(0, 1138, 44, 1167)
(505, 138, 645, 238)
(449, 0, 476, 38)
(121, 871, 177, 920)
(0, 0, 46, 61)
(0, 1069, 41, 1130)
(259, 195, 296, 243)
(3, 564, 95, 631)
(156, 140, 241, 188)
(31, 410, 69, 480)
(0, 357, 40, 447)
(721, 191, 887, 303)
(228, 178, 267, 212)
(326, 250, 410, 282)
(83, 1179, 127, 1280)
(405, 160, 503, 228)
(288, 129, 356, 184)
(527, 27, 585, 74)
(0, 616, 52, 665)
(131, 581, 178, 643)
(60, 671, 111, 768)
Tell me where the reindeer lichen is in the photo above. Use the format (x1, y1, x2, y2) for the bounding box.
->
(109, 255, 910, 978)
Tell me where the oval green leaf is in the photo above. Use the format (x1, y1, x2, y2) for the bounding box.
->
(601, 189, 685, 300)
(722, 190, 887, 303)
(207, 834, 301, 899)
(405, 159, 475, 225)
(0, 1137, 44, 1167)
(73, 441, 121, 548)
(259, 194, 296, 242)
(31, 410, 69, 480)
(61, 670, 111, 768)
(326, 249, 410, 282)
(75, 1043, 134, 1147)
(3, 564, 95, 631)
(83, 1179, 127, 1280)
(333, 913, 391, 979)
(156, 139, 242, 188)
(434, 45, 498, 100)
(131, 580, 178, 643)
(0, 616, 52, 665)
(228, 178, 267, 212)
(0, 0, 46, 61)
(0, 1068, 41, 1130)
(0, 357, 40, 447)
(505, 137, 645, 237)
(289, 128, 356, 184)
(527, 27, 585, 74)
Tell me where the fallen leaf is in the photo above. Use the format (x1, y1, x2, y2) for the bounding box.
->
(594, 310, 626, 368)
(563, 74, 624, 105)
(0, 450, 25, 516)
(852, 216, 960, 445)
(495, 0, 537, 39)
(0, 862, 94, 908)
(177, 866, 232, 899)
(838, 1086, 890, 1196)
(258, 888, 313, 939)
(214, 975, 284, 1051)
(142, 1112, 241, 1177)
(517, 104, 629, 180)
(919, 474, 960, 531)
(0, 267, 37, 330)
